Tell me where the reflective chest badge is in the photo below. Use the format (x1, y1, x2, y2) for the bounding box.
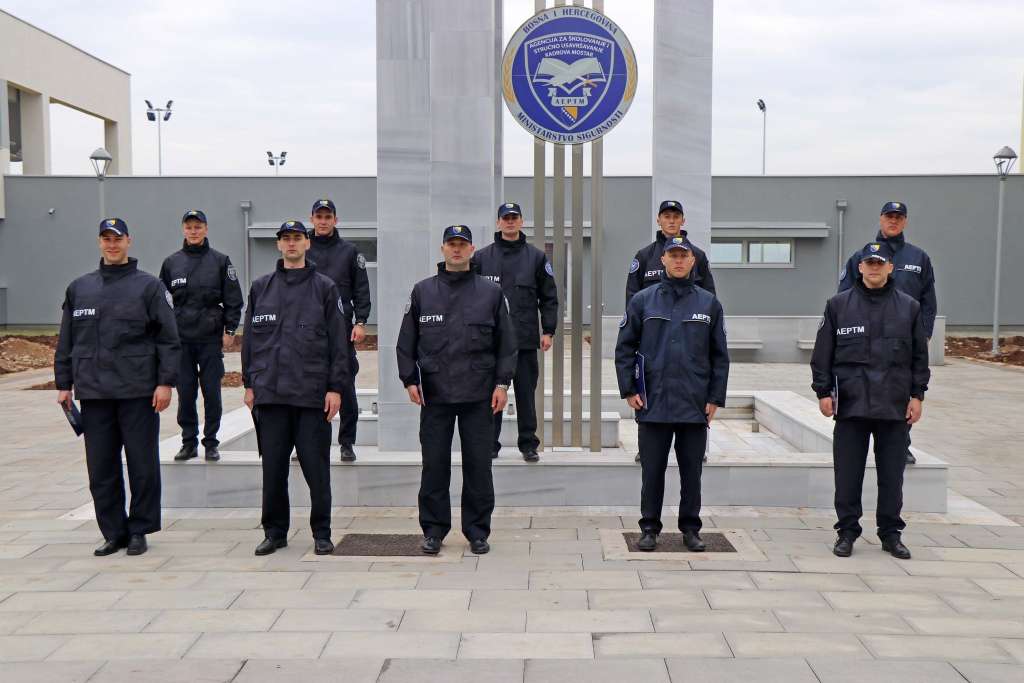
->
(836, 325, 866, 336)
(170, 277, 187, 288)
(419, 314, 444, 326)
(72, 308, 97, 319)
(164, 291, 174, 309)
(227, 264, 238, 281)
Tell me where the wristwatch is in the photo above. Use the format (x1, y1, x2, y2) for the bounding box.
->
(495, 384, 509, 391)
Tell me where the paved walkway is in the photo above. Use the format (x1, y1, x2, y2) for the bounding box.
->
(0, 358, 1022, 681)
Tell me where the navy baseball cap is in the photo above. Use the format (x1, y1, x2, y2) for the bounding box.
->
(98, 218, 128, 236)
(881, 201, 907, 216)
(311, 198, 336, 215)
(443, 224, 473, 243)
(276, 220, 307, 237)
(658, 200, 684, 214)
(497, 202, 522, 218)
(858, 241, 894, 263)
(662, 235, 693, 253)
(181, 209, 207, 224)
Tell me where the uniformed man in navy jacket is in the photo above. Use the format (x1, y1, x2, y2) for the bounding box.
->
(242, 220, 351, 557)
(838, 201, 936, 465)
(813, 241, 930, 560)
(615, 236, 729, 552)
(397, 225, 518, 556)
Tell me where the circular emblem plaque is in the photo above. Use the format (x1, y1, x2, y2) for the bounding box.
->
(502, 6, 637, 144)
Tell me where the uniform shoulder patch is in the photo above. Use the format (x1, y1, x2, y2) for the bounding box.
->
(545, 261, 554, 277)
(404, 298, 411, 315)
(164, 290, 174, 309)
(356, 254, 366, 270)
(838, 267, 846, 283)
(226, 264, 238, 281)
(629, 258, 640, 274)
(618, 313, 627, 328)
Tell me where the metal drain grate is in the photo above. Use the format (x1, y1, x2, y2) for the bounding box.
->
(622, 531, 737, 553)
(332, 533, 426, 557)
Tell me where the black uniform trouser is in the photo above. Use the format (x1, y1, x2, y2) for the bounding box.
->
(338, 345, 359, 447)
(176, 341, 225, 449)
(419, 400, 495, 542)
(81, 398, 161, 542)
(638, 422, 706, 535)
(833, 418, 908, 540)
(256, 404, 332, 541)
(492, 349, 539, 453)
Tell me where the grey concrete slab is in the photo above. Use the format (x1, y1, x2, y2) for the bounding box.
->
(862, 634, 1013, 662)
(594, 632, 730, 658)
(234, 659, 382, 683)
(726, 632, 871, 658)
(321, 631, 460, 659)
(906, 615, 1024, 637)
(3, 661, 104, 683)
(113, 590, 241, 610)
(229, 589, 356, 610)
(588, 589, 708, 610)
(750, 572, 869, 592)
(1, 591, 125, 612)
(665, 657, 819, 683)
(91, 659, 244, 683)
(399, 608, 524, 633)
(527, 609, 653, 633)
(808, 658, 967, 683)
(0, 634, 66, 662)
(272, 608, 401, 632)
(458, 632, 593, 659)
(379, 659, 524, 683)
(19, 609, 158, 635)
(952, 661, 1024, 683)
(530, 570, 641, 590)
(706, 589, 829, 610)
(304, 572, 420, 590)
(185, 632, 328, 660)
(526, 658, 670, 683)
(653, 609, 782, 633)
(824, 591, 953, 613)
(640, 570, 755, 590)
(48, 633, 199, 661)
(861, 574, 988, 595)
(144, 608, 280, 633)
(350, 589, 470, 610)
(470, 589, 588, 611)
(773, 608, 913, 634)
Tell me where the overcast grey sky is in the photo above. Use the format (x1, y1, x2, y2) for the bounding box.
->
(4, 0, 1022, 177)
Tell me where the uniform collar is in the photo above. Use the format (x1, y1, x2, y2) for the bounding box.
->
(182, 238, 210, 255)
(660, 271, 695, 296)
(494, 231, 526, 249)
(437, 261, 477, 283)
(99, 257, 138, 281)
(657, 229, 687, 244)
(311, 229, 340, 246)
(875, 230, 906, 250)
(275, 259, 317, 284)
(855, 276, 895, 298)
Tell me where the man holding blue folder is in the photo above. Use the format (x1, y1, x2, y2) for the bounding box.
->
(615, 236, 729, 552)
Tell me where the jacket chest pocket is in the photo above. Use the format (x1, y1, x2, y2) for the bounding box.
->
(248, 314, 278, 353)
(834, 334, 868, 365)
(467, 318, 495, 352)
(639, 315, 670, 367)
(70, 303, 99, 354)
(101, 301, 147, 349)
(299, 321, 329, 371)
(883, 320, 912, 366)
(514, 273, 537, 314)
(418, 319, 448, 357)
(682, 319, 710, 359)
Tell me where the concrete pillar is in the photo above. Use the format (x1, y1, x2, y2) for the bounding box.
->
(0, 80, 9, 219)
(375, 0, 502, 450)
(652, 0, 713, 250)
(104, 119, 132, 175)
(18, 89, 51, 175)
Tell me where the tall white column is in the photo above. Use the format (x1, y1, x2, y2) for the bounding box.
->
(376, 0, 502, 450)
(19, 89, 51, 175)
(652, 0, 713, 250)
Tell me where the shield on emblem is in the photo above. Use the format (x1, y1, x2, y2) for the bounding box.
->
(524, 32, 614, 131)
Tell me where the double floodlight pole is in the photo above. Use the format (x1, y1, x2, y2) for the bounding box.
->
(145, 100, 173, 175)
(267, 151, 287, 176)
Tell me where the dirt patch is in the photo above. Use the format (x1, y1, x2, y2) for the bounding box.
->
(222, 371, 243, 388)
(946, 336, 1024, 367)
(0, 336, 57, 374)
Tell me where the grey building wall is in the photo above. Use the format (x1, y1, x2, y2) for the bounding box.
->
(1, 173, 1021, 327)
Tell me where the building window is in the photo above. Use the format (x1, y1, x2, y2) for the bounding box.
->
(711, 239, 793, 266)
(349, 239, 378, 264)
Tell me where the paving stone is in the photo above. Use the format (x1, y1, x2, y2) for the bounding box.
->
(652, 609, 782, 633)
(0, 573, 93, 592)
(527, 609, 653, 633)
(191, 571, 310, 591)
(0, 634, 66, 661)
(931, 548, 1024, 564)
(906, 615, 1024, 637)
(860, 574, 987, 595)
(234, 658, 382, 683)
(808, 658, 967, 682)
(90, 659, 244, 683)
(477, 556, 584, 572)
(665, 657, 819, 682)
(750, 572, 869, 592)
(19, 609, 158, 635)
(230, 589, 356, 609)
(0, 611, 38, 635)
(1, 591, 125, 612)
(158, 557, 270, 572)
(350, 589, 470, 610)
(706, 589, 828, 609)
(304, 572, 420, 590)
(593, 632, 729, 658)
(186, 632, 328, 660)
(588, 589, 708, 610)
(773, 608, 912, 634)
(379, 658, 523, 683)
(58, 556, 170, 573)
(726, 632, 870, 658)
(824, 591, 952, 613)
(530, 570, 641, 590)
(976, 578, 1024, 597)
(952, 661, 1024, 682)
(862, 634, 1012, 662)
(80, 571, 205, 591)
(492, 528, 578, 542)
(898, 560, 1017, 578)
(113, 589, 241, 610)
(640, 570, 755, 590)
(48, 633, 198, 661)
(320, 631, 460, 658)
(790, 555, 909, 575)
(272, 608, 401, 631)
(686, 556, 801, 572)
(416, 570, 529, 589)
(531, 540, 604, 555)
(2, 661, 103, 683)
(399, 608, 524, 632)
(525, 658, 670, 683)
(531, 516, 623, 529)
(997, 638, 1024, 664)
(144, 608, 279, 633)
(470, 589, 588, 611)
(458, 632, 593, 659)
(943, 594, 1024, 617)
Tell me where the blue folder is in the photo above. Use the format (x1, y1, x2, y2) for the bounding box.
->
(634, 353, 647, 409)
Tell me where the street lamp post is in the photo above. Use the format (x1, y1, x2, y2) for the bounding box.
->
(991, 145, 1018, 354)
(145, 100, 173, 175)
(756, 99, 767, 175)
(89, 147, 113, 222)
(267, 151, 287, 176)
